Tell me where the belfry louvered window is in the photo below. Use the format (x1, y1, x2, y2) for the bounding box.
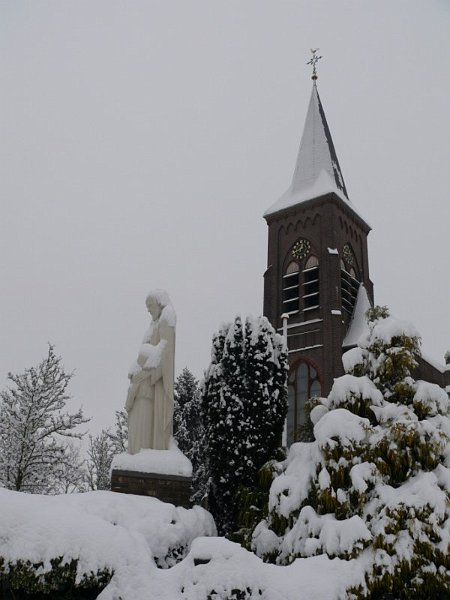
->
(303, 255, 319, 311)
(282, 261, 300, 314)
(282, 252, 320, 318)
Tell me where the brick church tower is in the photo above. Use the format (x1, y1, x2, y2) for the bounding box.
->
(263, 70, 374, 444)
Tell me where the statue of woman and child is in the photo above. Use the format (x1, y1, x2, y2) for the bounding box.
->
(125, 290, 176, 454)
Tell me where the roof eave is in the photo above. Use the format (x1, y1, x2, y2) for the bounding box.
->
(264, 191, 372, 234)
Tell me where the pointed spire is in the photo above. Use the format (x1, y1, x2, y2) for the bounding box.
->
(265, 53, 354, 218)
(291, 82, 348, 199)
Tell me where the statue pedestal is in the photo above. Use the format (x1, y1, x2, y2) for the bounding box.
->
(111, 469, 192, 508)
(110, 446, 193, 508)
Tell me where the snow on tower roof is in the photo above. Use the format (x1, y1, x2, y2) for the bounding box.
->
(342, 284, 372, 348)
(265, 83, 364, 220)
(292, 83, 348, 198)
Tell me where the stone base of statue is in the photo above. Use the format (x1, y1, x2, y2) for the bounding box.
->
(111, 469, 192, 508)
(110, 444, 193, 509)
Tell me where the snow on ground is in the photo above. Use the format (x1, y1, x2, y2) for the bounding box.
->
(0, 487, 214, 598)
(151, 536, 367, 600)
(0, 487, 368, 599)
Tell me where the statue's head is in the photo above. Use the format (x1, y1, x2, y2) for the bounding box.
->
(145, 289, 170, 321)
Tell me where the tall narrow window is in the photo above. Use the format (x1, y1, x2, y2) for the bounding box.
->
(287, 359, 321, 445)
(282, 261, 300, 314)
(302, 255, 319, 314)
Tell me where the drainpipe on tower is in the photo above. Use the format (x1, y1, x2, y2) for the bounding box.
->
(281, 313, 290, 447)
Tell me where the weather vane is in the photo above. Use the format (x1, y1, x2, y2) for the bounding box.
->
(307, 48, 322, 81)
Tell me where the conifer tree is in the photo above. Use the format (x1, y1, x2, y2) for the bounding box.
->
(202, 316, 288, 534)
(174, 367, 208, 503)
(174, 367, 200, 456)
(251, 307, 450, 599)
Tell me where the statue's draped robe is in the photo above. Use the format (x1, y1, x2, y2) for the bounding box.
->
(127, 316, 175, 453)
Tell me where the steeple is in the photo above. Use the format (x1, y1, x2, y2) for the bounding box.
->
(291, 83, 348, 199)
(265, 81, 350, 217)
(263, 51, 374, 422)
(264, 52, 355, 218)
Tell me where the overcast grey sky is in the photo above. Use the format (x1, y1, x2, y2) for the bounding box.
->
(1, 1, 449, 433)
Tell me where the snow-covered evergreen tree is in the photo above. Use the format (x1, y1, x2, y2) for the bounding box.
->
(202, 316, 288, 534)
(251, 307, 450, 599)
(174, 367, 207, 503)
(0, 345, 89, 494)
(174, 367, 200, 456)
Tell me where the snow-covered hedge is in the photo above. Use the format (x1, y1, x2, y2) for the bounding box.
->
(0, 489, 215, 598)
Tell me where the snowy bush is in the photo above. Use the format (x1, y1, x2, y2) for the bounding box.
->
(250, 307, 450, 599)
(201, 316, 288, 534)
(0, 488, 216, 598)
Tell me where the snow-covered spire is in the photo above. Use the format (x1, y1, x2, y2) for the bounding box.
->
(291, 82, 348, 199)
(264, 81, 351, 217)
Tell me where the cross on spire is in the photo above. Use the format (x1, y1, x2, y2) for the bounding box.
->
(307, 48, 322, 81)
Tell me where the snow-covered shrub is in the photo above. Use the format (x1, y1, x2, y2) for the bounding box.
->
(250, 307, 450, 599)
(0, 488, 216, 598)
(201, 316, 288, 534)
(0, 556, 112, 599)
(234, 456, 286, 553)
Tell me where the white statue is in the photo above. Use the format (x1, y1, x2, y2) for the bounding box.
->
(125, 290, 176, 454)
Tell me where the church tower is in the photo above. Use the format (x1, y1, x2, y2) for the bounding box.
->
(263, 54, 374, 444)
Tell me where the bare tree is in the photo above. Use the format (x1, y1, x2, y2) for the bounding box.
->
(107, 409, 128, 454)
(0, 345, 89, 493)
(52, 441, 87, 494)
(86, 431, 114, 491)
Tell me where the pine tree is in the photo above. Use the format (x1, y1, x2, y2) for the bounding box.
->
(250, 307, 450, 599)
(0, 345, 89, 494)
(174, 367, 200, 455)
(202, 316, 288, 534)
(174, 367, 208, 503)
(243, 317, 288, 479)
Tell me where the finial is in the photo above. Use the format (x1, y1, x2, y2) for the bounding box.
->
(307, 48, 322, 81)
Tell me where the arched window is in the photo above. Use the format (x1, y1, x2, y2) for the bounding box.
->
(305, 255, 319, 269)
(287, 359, 321, 445)
(282, 261, 300, 314)
(303, 254, 319, 312)
(286, 261, 300, 274)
